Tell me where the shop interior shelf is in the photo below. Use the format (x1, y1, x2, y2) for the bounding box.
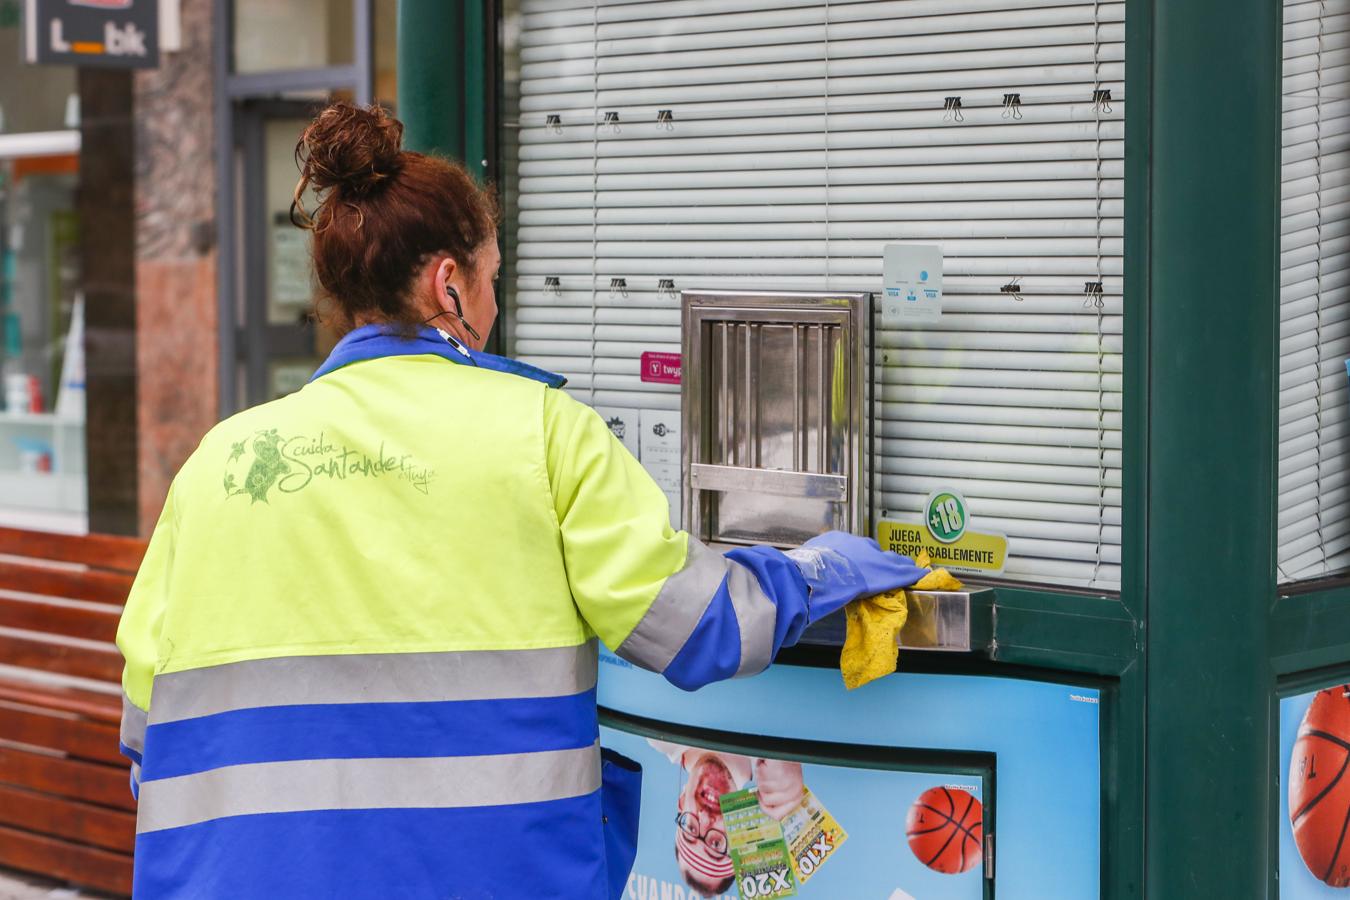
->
(0, 412, 83, 427)
(0, 412, 87, 517)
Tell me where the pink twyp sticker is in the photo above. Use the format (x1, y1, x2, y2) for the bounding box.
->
(640, 352, 682, 385)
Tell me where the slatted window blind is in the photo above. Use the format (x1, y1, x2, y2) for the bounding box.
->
(1279, 0, 1350, 583)
(506, 0, 1125, 591)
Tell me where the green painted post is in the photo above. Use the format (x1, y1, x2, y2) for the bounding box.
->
(462, 0, 489, 182)
(1145, 0, 1280, 894)
(397, 0, 464, 159)
(1111, 0, 1152, 891)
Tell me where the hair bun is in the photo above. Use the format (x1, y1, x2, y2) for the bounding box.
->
(296, 102, 404, 197)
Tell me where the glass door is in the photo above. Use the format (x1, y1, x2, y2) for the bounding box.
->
(233, 100, 340, 406)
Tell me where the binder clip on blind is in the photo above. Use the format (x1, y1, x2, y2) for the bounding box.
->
(943, 96, 964, 122)
(1083, 281, 1105, 309)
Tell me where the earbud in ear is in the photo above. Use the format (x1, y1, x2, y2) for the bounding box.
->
(444, 284, 480, 343)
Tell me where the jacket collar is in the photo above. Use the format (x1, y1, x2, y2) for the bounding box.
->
(310, 324, 567, 389)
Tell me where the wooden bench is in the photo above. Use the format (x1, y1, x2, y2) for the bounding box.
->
(0, 526, 146, 896)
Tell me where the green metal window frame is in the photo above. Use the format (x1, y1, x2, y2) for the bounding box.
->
(1267, 0, 1350, 871)
(397, 0, 1346, 894)
(400, 0, 1149, 894)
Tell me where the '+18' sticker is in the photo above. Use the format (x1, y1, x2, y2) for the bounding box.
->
(925, 490, 967, 544)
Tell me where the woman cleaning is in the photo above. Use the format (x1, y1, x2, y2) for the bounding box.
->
(116, 102, 927, 899)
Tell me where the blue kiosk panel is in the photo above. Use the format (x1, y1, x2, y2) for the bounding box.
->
(599, 651, 1101, 900)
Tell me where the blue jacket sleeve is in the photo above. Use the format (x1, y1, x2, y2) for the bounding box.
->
(615, 534, 933, 692)
(657, 545, 812, 691)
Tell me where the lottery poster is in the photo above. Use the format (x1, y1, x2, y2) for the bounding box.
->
(600, 657, 1101, 899)
(603, 726, 988, 900)
(1282, 684, 1350, 896)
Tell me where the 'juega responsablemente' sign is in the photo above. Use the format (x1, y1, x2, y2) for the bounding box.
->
(24, 0, 159, 69)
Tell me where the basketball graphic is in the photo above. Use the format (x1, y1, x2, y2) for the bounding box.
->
(906, 787, 983, 875)
(1290, 684, 1350, 887)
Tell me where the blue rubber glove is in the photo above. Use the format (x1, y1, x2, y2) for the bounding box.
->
(784, 531, 929, 623)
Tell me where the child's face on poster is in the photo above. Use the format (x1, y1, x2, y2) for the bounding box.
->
(673, 752, 807, 894)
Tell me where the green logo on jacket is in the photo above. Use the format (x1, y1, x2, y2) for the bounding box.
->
(224, 429, 435, 502)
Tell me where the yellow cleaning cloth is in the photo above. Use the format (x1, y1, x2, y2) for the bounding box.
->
(840, 552, 964, 690)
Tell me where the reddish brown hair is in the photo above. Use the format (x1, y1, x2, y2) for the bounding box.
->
(292, 102, 499, 333)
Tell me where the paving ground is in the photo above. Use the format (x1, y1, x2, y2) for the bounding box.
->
(0, 868, 100, 900)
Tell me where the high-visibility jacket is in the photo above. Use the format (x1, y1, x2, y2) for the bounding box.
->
(117, 325, 813, 899)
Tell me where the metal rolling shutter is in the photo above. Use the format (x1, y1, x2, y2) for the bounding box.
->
(511, 0, 600, 394)
(1279, 0, 1350, 582)
(508, 0, 1125, 591)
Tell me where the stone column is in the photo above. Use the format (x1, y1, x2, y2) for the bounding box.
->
(133, 0, 218, 534)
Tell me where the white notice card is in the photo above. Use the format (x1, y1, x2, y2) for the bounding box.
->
(882, 243, 943, 325)
(639, 409, 682, 530)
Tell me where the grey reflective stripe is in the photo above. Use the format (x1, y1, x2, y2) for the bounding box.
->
(136, 742, 601, 834)
(121, 693, 147, 756)
(615, 538, 727, 672)
(148, 641, 598, 725)
(725, 562, 778, 677)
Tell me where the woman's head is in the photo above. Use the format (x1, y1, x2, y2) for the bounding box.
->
(293, 102, 500, 345)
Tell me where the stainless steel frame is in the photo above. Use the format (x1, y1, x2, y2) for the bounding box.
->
(682, 289, 869, 549)
(681, 288, 978, 653)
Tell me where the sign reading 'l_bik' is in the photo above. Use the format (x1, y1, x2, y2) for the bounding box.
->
(24, 0, 159, 69)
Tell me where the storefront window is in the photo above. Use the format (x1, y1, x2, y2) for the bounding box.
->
(265, 114, 339, 399)
(233, 0, 355, 74)
(503, 0, 1125, 592)
(230, 105, 341, 406)
(265, 117, 318, 328)
(225, 3, 397, 409)
(0, 12, 77, 134)
(0, 26, 84, 530)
